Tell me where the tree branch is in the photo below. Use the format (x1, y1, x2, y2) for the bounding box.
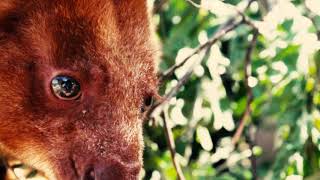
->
(247, 127, 258, 180)
(153, 0, 169, 14)
(231, 29, 258, 145)
(231, 29, 258, 179)
(158, 17, 242, 82)
(161, 111, 186, 180)
(310, 16, 320, 40)
(147, 0, 258, 119)
(146, 70, 193, 120)
(147, 2, 259, 179)
(304, 1, 320, 40)
(159, 0, 257, 82)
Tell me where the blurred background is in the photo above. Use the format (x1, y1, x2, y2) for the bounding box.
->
(143, 0, 320, 179)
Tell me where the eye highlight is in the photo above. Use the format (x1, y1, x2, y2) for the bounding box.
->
(51, 75, 81, 100)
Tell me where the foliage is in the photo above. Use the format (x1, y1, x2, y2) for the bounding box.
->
(143, 0, 320, 180)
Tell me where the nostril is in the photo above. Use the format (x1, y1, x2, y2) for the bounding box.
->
(94, 161, 141, 179)
(83, 167, 95, 180)
(95, 164, 124, 180)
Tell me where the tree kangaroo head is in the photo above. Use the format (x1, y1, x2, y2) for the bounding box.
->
(0, 0, 158, 179)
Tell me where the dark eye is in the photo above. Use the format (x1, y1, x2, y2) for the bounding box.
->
(51, 75, 81, 100)
(141, 96, 154, 113)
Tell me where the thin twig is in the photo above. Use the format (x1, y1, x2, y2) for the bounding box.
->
(153, 0, 169, 14)
(146, 44, 215, 120)
(247, 127, 258, 180)
(159, 0, 257, 82)
(304, 1, 320, 40)
(244, 0, 257, 10)
(147, 2, 258, 178)
(231, 106, 251, 144)
(231, 29, 259, 179)
(161, 112, 186, 180)
(148, 21, 240, 119)
(231, 30, 258, 145)
(146, 69, 193, 119)
(159, 18, 242, 82)
(236, 0, 259, 30)
(185, 0, 201, 8)
(147, 0, 257, 119)
(310, 16, 320, 40)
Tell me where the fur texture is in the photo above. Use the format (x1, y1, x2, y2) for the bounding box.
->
(0, 0, 158, 179)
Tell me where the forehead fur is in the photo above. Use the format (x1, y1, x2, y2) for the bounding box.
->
(0, 0, 149, 18)
(0, 0, 158, 119)
(0, 0, 157, 85)
(0, 0, 153, 60)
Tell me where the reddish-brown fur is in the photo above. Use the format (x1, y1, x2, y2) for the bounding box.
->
(0, 0, 158, 179)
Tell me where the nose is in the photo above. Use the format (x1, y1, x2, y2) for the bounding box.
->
(81, 160, 141, 180)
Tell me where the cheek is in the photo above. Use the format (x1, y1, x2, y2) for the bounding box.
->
(1, 137, 57, 179)
(0, 62, 53, 150)
(0, 66, 32, 121)
(0, 114, 51, 165)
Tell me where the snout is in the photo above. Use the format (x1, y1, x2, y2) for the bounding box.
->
(58, 155, 141, 180)
(81, 160, 141, 180)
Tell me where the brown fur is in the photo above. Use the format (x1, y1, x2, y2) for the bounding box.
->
(0, 0, 158, 179)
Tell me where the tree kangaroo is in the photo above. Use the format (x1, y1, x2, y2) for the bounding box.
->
(0, 0, 158, 179)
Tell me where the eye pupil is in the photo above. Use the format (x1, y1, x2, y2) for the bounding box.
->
(62, 80, 74, 91)
(51, 75, 81, 100)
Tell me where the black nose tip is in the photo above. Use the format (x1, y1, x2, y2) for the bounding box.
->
(83, 167, 95, 180)
(82, 165, 124, 180)
(95, 165, 124, 179)
(82, 161, 141, 180)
